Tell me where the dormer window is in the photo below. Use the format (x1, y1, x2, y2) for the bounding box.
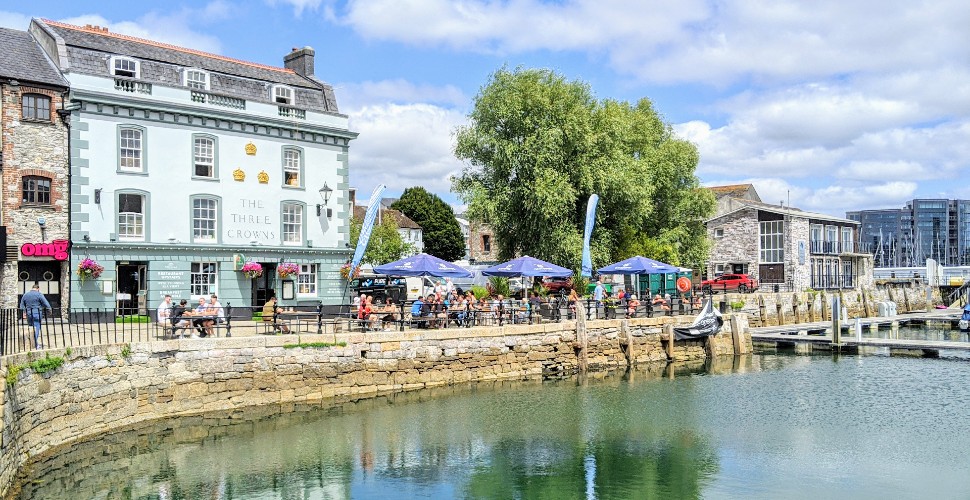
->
(184, 69, 209, 90)
(273, 85, 293, 105)
(111, 56, 139, 78)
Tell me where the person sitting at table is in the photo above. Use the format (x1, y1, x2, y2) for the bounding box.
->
(691, 294, 702, 311)
(528, 292, 542, 324)
(449, 296, 466, 327)
(380, 298, 400, 331)
(652, 294, 670, 312)
(420, 294, 436, 328)
(411, 295, 426, 328)
(207, 294, 225, 337)
(262, 296, 290, 334)
(189, 297, 211, 338)
(627, 294, 641, 318)
(171, 299, 191, 337)
(361, 296, 375, 331)
(567, 288, 579, 319)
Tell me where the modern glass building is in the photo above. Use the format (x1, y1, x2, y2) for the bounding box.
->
(847, 198, 970, 267)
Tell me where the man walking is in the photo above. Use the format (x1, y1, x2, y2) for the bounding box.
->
(20, 284, 51, 349)
(593, 279, 606, 319)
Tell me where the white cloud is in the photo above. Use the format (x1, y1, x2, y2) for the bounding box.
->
(329, 0, 970, 86)
(337, 79, 467, 110)
(60, 2, 230, 53)
(266, 0, 326, 16)
(347, 102, 468, 197)
(0, 11, 30, 29)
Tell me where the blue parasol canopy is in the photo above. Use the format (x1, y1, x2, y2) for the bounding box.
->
(373, 253, 473, 278)
(481, 256, 573, 278)
(596, 255, 679, 275)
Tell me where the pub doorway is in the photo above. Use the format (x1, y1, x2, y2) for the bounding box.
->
(252, 263, 277, 308)
(117, 262, 147, 316)
(17, 261, 62, 310)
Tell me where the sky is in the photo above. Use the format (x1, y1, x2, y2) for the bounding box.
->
(3, 0, 970, 217)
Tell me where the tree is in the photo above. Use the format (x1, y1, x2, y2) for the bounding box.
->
(349, 214, 414, 265)
(391, 186, 466, 262)
(453, 67, 714, 270)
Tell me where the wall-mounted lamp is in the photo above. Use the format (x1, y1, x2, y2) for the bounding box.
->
(316, 182, 333, 218)
(94, 188, 102, 205)
(37, 216, 46, 228)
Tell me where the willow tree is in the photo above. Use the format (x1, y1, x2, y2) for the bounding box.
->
(452, 67, 713, 270)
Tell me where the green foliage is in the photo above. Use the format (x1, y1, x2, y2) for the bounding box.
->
(6, 354, 65, 386)
(115, 315, 150, 323)
(65, 347, 72, 357)
(349, 213, 416, 265)
(121, 344, 132, 360)
(6, 365, 22, 386)
(283, 342, 348, 349)
(487, 276, 512, 297)
(391, 186, 466, 261)
(730, 300, 745, 311)
(453, 67, 714, 270)
(471, 285, 490, 300)
(571, 276, 591, 297)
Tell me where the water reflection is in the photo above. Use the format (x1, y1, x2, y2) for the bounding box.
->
(20, 353, 966, 499)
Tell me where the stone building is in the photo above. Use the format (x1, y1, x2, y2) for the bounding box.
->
(0, 27, 71, 309)
(706, 195, 872, 291)
(28, 19, 356, 314)
(468, 220, 497, 264)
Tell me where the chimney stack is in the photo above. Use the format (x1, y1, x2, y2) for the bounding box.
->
(284, 46, 315, 77)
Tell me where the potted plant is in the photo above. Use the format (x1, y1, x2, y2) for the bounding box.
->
(241, 261, 263, 279)
(277, 262, 300, 280)
(77, 258, 104, 282)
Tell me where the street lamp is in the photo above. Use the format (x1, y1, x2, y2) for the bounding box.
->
(317, 182, 333, 218)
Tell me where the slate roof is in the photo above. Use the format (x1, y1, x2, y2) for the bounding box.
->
(0, 27, 69, 87)
(708, 183, 761, 201)
(353, 206, 423, 230)
(708, 198, 859, 225)
(41, 19, 318, 89)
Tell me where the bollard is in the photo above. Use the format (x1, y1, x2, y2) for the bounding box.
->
(831, 296, 841, 346)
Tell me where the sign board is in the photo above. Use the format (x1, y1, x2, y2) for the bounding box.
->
(233, 253, 246, 271)
(20, 239, 71, 261)
(151, 262, 191, 299)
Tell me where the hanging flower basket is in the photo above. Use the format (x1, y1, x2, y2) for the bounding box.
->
(77, 258, 104, 282)
(241, 261, 263, 279)
(277, 262, 300, 280)
(339, 262, 361, 281)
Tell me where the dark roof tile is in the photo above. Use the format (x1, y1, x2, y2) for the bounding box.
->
(0, 27, 69, 87)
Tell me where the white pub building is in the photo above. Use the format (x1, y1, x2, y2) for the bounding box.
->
(29, 19, 355, 314)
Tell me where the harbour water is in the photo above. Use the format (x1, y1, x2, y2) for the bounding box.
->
(12, 353, 970, 499)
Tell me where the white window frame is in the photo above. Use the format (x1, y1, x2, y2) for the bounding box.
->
(759, 220, 785, 264)
(282, 202, 303, 245)
(841, 227, 853, 253)
(714, 228, 724, 239)
(194, 136, 215, 178)
(273, 85, 293, 104)
(184, 68, 209, 90)
(119, 127, 143, 172)
(110, 56, 140, 78)
(297, 264, 317, 296)
(190, 262, 218, 298)
(192, 197, 218, 243)
(283, 148, 301, 187)
(118, 193, 145, 241)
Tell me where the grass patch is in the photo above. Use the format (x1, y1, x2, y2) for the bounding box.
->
(115, 315, 150, 324)
(6, 354, 65, 386)
(283, 342, 347, 349)
(251, 312, 263, 321)
(121, 344, 132, 359)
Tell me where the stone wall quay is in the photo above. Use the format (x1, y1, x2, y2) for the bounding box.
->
(0, 316, 751, 496)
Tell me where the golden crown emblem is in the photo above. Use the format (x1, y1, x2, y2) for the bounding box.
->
(245, 142, 257, 155)
(232, 168, 245, 181)
(257, 170, 269, 184)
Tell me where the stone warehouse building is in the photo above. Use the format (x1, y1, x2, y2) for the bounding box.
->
(0, 27, 71, 309)
(705, 189, 872, 291)
(26, 18, 356, 314)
